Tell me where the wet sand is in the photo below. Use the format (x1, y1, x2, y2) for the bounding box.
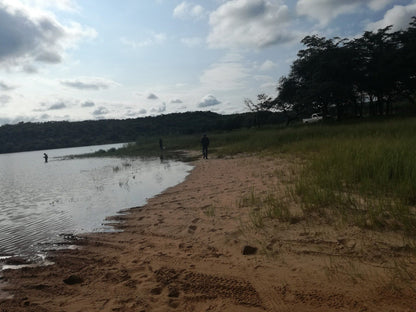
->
(1, 155, 415, 311)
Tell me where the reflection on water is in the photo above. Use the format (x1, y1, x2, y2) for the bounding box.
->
(0, 144, 193, 261)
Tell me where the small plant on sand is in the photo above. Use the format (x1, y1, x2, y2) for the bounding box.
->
(263, 193, 292, 222)
(204, 205, 216, 217)
(249, 207, 265, 229)
(240, 188, 295, 229)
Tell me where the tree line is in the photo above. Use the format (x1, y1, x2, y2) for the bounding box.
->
(250, 17, 416, 124)
(0, 111, 285, 154)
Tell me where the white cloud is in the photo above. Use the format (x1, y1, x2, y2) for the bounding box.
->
(173, 2, 188, 18)
(60, 77, 118, 90)
(296, 0, 361, 25)
(208, 0, 295, 49)
(368, 0, 396, 11)
(198, 94, 221, 107)
(200, 53, 250, 91)
(0, 94, 11, 104)
(22, 63, 38, 73)
(19, 0, 80, 12)
(254, 74, 275, 87)
(63, 21, 97, 48)
(181, 37, 203, 47)
(175, 83, 188, 88)
(170, 99, 183, 104)
(0, 81, 15, 91)
(120, 32, 166, 48)
(366, 3, 416, 31)
(0, 1, 96, 69)
(259, 59, 277, 71)
(296, 0, 398, 25)
(173, 2, 206, 20)
(151, 102, 166, 113)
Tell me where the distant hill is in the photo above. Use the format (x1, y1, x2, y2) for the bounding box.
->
(0, 111, 285, 154)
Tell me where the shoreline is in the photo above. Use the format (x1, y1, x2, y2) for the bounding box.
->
(1, 155, 416, 311)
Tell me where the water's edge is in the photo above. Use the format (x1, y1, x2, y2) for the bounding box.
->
(0, 147, 196, 270)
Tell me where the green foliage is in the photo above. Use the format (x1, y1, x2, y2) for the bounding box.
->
(265, 17, 416, 122)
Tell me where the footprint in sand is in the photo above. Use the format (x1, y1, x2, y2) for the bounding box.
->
(188, 225, 197, 234)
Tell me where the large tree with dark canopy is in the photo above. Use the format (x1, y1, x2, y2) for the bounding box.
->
(258, 17, 416, 122)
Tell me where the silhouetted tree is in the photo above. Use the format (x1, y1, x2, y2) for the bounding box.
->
(254, 17, 416, 122)
(244, 94, 275, 127)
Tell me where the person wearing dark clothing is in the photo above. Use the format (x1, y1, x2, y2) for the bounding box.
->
(43, 153, 48, 163)
(201, 134, 209, 159)
(159, 138, 164, 150)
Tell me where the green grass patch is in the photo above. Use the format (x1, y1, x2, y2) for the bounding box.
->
(293, 119, 416, 236)
(203, 205, 216, 217)
(240, 189, 294, 229)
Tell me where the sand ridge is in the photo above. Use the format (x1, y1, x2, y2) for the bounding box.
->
(0, 155, 415, 311)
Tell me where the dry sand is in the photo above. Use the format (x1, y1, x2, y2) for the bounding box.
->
(1, 155, 416, 311)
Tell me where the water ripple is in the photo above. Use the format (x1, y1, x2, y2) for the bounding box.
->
(0, 145, 192, 260)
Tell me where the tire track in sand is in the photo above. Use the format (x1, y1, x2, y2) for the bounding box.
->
(154, 267, 262, 307)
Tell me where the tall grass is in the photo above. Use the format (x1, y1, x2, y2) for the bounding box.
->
(305, 138, 416, 203)
(293, 119, 416, 236)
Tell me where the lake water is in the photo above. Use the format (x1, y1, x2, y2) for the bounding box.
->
(0, 143, 193, 265)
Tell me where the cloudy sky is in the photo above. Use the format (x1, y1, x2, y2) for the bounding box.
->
(0, 0, 414, 125)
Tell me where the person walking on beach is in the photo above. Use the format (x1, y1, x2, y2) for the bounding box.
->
(201, 134, 209, 159)
(43, 153, 48, 163)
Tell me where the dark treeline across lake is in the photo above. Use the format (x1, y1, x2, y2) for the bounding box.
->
(0, 111, 286, 154)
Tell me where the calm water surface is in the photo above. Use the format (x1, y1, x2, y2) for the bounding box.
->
(0, 144, 193, 263)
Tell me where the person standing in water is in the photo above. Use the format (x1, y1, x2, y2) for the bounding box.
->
(201, 134, 209, 159)
(43, 153, 48, 163)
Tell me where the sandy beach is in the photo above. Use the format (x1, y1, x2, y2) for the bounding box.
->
(1, 155, 416, 311)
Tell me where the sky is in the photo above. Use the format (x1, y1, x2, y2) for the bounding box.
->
(0, 0, 415, 126)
